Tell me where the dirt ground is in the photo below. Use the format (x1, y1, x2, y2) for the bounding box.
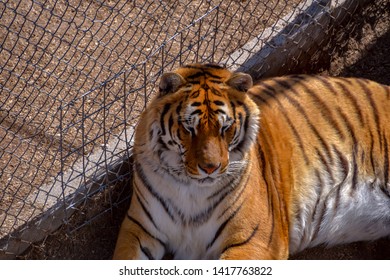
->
(16, 1, 390, 260)
(0, 0, 301, 247)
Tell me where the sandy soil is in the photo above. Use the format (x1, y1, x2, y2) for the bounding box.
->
(0, 0, 300, 248)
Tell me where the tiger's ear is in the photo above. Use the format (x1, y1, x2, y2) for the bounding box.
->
(226, 72, 253, 92)
(159, 72, 186, 96)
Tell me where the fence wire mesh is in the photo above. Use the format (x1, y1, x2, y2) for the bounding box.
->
(0, 0, 386, 258)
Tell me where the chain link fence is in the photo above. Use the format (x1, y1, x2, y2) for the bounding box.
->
(0, 0, 386, 259)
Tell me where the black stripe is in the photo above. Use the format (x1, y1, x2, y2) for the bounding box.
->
(229, 126, 237, 149)
(207, 202, 244, 250)
(168, 115, 174, 138)
(249, 91, 270, 105)
(337, 107, 358, 150)
(126, 214, 166, 249)
(140, 245, 155, 260)
(228, 104, 241, 148)
(204, 63, 224, 69)
(187, 71, 205, 80)
(234, 103, 250, 152)
(383, 136, 389, 190)
(204, 70, 224, 80)
(315, 148, 335, 183)
(380, 186, 390, 198)
(335, 80, 365, 126)
(233, 112, 243, 149)
(134, 184, 149, 206)
(221, 224, 259, 255)
(351, 145, 359, 195)
(182, 65, 203, 70)
(258, 82, 310, 165)
(288, 74, 306, 80)
(209, 79, 224, 84)
(332, 145, 350, 179)
(138, 162, 249, 227)
(312, 198, 328, 243)
(135, 236, 155, 260)
(191, 102, 201, 107)
(275, 79, 333, 164)
(214, 109, 226, 115)
(149, 129, 154, 141)
(210, 87, 223, 97)
(356, 79, 383, 152)
(293, 207, 304, 247)
(313, 170, 337, 243)
(336, 106, 360, 195)
(301, 78, 345, 140)
(188, 127, 195, 136)
(241, 104, 250, 133)
(213, 100, 225, 106)
(230, 101, 236, 117)
(136, 237, 151, 260)
(217, 172, 249, 219)
(310, 170, 324, 242)
(190, 90, 201, 98)
(135, 163, 176, 222)
(332, 145, 349, 214)
(183, 64, 223, 71)
(157, 138, 169, 159)
(192, 166, 248, 225)
(369, 129, 376, 178)
(257, 141, 277, 247)
(184, 69, 224, 82)
(190, 109, 202, 116)
(257, 142, 274, 217)
(176, 101, 183, 115)
(177, 124, 183, 141)
(160, 103, 171, 136)
(135, 191, 160, 231)
(385, 85, 390, 99)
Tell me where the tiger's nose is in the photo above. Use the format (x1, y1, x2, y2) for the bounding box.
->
(198, 163, 221, 175)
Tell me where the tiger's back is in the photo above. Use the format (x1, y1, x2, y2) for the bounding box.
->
(114, 64, 390, 259)
(249, 75, 390, 254)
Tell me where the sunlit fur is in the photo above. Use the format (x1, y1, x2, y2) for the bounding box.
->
(113, 63, 390, 260)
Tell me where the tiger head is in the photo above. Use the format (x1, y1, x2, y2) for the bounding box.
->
(135, 64, 260, 186)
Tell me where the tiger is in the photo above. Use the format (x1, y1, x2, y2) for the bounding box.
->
(113, 63, 390, 260)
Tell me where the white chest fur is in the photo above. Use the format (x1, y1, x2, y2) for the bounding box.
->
(134, 161, 230, 259)
(289, 174, 390, 254)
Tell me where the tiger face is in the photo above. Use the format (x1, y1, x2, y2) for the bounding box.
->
(115, 63, 390, 260)
(138, 64, 260, 187)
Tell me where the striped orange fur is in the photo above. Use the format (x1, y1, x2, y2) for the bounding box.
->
(113, 63, 390, 259)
